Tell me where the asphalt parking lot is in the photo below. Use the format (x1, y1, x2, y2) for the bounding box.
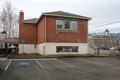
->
(0, 57, 120, 80)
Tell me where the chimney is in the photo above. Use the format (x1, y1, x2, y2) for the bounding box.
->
(19, 10, 24, 43)
(19, 10, 24, 24)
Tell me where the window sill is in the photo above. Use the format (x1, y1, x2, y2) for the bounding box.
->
(56, 52, 78, 53)
(56, 29, 78, 33)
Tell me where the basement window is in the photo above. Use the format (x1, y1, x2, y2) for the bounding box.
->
(56, 46, 78, 53)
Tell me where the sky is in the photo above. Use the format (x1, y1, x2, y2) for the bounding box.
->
(0, 0, 120, 33)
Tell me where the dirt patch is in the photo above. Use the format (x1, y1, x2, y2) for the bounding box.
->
(7, 53, 43, 59)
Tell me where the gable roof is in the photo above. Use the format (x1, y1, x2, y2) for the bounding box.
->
(24, 18, 38, 23)
(42, 11, 91, 20)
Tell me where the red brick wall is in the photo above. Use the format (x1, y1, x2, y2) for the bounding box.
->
(37, 17, 45, 44)
(46, 16, 88, 43)
(46, 16, 56, 42)
(19, 11, 88, 44)
(19, 23, 37, 44)
(79, 20, 88, 43)
(19, 11, 37, 44)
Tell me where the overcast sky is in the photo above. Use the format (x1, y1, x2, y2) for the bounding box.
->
(0, 0, 120, 33)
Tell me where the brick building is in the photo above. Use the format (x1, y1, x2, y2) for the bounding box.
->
(19, 10, 91, 55)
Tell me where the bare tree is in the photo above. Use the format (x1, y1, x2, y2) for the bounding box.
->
(0, 0, 18, 37)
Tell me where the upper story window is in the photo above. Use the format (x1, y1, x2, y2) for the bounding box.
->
(70, 21, 78, 31)
(56, 18, 78, 31)
(64, 20, 70, 29)
(56, 20, 64, 30)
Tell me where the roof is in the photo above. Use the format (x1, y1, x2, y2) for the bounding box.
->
(24, 18, 38, 23)
(42, 11, 91, 20)
(24, 11, 91, 24)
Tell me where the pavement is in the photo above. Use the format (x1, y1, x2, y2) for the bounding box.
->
(0, 57, 120, 80)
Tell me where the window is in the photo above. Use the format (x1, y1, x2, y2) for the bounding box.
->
(70, 21, 78, 31)
(56, 46, 78, 53)
(64, 20, 70, 29)
(56, 18, 78, 31)
(56, 20, 64, 29)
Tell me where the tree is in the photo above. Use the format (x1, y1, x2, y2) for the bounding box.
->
(0, 0, 18, 37)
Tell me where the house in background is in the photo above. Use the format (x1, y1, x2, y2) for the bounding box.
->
(19, 10, 91, 56)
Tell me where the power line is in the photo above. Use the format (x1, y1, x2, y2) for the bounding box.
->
(95, 20, 120, 27)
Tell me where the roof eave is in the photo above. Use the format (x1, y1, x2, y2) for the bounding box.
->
(37, 13, 91, 23)
(42, 14, 91, 20)
(23, 22, 37, 24)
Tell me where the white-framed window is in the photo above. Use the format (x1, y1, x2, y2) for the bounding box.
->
(56, 18, 78, 31)
(56, 20, 64, 30)
(70, 21, 78, 31)
(56, 46, 78, 53)
(64, 20, 70, 29)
